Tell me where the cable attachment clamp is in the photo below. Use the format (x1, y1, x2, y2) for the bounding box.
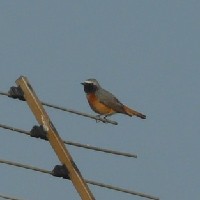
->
(30, 125, 48, 140)
(8, 86, 25, 101)
(52, 165, 70, 179)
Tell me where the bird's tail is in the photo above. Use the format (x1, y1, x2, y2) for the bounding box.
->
(123, 105, 146, 119)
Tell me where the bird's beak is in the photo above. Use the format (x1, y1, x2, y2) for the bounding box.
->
(81, 82, 85, 85)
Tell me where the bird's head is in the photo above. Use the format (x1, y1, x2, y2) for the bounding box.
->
(81, 78, 101, 93)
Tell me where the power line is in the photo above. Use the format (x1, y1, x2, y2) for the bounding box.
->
(0, 194, 23, 200)
(0, 81, 159, 200)
(0, 159, 159, 200)
(0, 123, 137, 158)
(0, 91, 118, 125)
(0, 92, 9, 97)
(0, 159, 50, 175)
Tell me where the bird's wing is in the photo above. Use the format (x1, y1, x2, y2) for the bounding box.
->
(96, 89, 125, 113)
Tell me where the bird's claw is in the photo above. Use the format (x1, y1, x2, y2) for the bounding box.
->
(95, 115, 109, 123)
(95, 115, 102, 123)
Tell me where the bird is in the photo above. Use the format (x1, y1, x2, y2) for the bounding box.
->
(81, 78, 146, 119)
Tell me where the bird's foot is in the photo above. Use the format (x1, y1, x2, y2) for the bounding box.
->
(95, 115, 109, 123)
(95, 115, 102, 123)
(103, 115, 108, 119)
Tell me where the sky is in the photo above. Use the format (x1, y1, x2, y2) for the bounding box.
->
(0, 1, 200, 200)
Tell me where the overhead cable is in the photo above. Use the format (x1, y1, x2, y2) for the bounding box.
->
(0, 159, 159, 200)
(0, 91, 117, 125)
(0, 123, 137, 158)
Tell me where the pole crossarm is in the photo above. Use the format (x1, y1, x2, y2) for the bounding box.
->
(16, 76, 95, 200)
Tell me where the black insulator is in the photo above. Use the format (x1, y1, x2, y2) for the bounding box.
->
(30, 125, 48, 140)
(8, 86, 25, 101)
(52, 165, 70, 179)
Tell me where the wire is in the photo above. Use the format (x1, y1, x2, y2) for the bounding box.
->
(0, 159, 159, 200)
(0, 159, 50, 175)
(0, 92, 9, 97)
(0, 91, 118, 125)
(0, 194, 23, 200)
(0, 91, 159, 199)
(87, 181, 159, 200)
(42, 102, 118, 125)
(0, 123, 137, 158)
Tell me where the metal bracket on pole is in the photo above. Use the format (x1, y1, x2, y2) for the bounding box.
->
(16, 76, 95, 200)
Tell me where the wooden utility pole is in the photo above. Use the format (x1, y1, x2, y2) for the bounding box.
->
(16, 76, 95, 200)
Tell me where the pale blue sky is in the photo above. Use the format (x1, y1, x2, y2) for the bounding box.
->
(0, 1, 200, 200)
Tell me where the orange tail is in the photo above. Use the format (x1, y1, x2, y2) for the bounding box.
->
(123, 105, 146, 119)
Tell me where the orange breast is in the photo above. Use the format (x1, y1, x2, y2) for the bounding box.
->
(87, 93, 115, 115)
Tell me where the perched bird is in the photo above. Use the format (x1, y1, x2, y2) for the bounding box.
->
(81, 79, 146, 119)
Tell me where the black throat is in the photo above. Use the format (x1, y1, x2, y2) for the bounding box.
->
(83, 83, 98, 93)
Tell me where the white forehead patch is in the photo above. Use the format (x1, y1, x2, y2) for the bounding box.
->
(84, 80, 95, 84)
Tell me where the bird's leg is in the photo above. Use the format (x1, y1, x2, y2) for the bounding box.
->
(95, 114, 102, 123)
(103, 113, 114, 119)
(103, 115, 108, 119)
(95, 114, 112, 123)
